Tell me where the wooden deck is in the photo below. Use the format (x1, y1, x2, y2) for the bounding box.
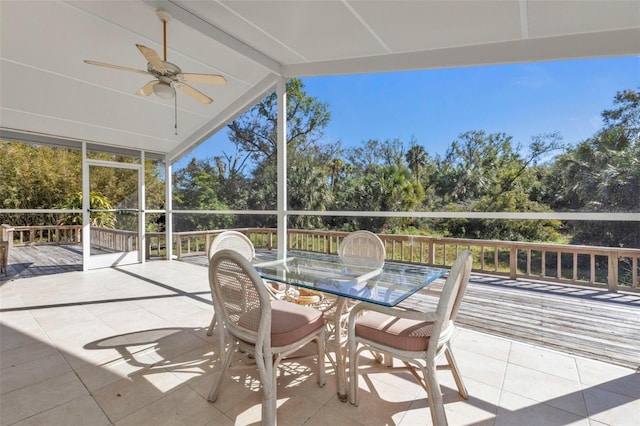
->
(1, 244, 83, 278)
(3, 245, 639, 370)
(401, 274, 640, 371)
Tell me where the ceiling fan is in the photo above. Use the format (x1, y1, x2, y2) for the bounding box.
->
(84, 9, 226, 105)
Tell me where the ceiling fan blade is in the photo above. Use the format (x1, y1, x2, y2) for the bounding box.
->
(177, 73, 227, 85)
(84, 60, 150, 75)
(136, 80, 159, 96)
(176, 83, 213, 104)
(136, 44, 166, 70)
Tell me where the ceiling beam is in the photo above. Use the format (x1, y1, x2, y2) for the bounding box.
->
(284, 28, 640, 77)
(143, 0, 283, 75)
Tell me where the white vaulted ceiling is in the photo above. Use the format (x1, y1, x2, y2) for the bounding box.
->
(1, 0, 639, 163)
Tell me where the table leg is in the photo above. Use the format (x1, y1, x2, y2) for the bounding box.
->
(328, 297, 349, 402)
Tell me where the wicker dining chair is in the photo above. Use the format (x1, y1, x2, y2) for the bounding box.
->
(338, 230, 386, 266)
(206, 230, 285, 336)
(207, 249, 326, 426)
(206, 231, 255, 336)
(347, 250, 473, 426)
(316, 230, 388, 395)
(207, 230, 255, 262)
(324, 230, 386, 326)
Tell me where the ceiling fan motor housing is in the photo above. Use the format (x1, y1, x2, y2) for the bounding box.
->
(147, 61, 181, 78)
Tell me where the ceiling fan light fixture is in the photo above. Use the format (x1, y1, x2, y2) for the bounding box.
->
(152, 82, 175, 99)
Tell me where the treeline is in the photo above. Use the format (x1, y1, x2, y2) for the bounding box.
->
(174, 83, 639, 248)
(1, 84, 638, 248)
(0, 147, 165, 229)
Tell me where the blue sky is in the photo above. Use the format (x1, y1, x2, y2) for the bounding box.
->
(180, 56, 639, 167)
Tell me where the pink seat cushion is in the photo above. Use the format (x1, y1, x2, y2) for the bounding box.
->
(270, 300, 324, 347)
(267, 280, 287, 292)
(355, 311, 434, 352)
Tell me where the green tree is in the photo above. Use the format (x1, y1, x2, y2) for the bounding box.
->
(601, 88, 639, 140)
(172, 158, 233, 231)
(0, 141, 81, 225)
(405, 143, 429, 182)
(433, 131, 562, 204)
(1, 141, 166, 230)
(59, 192, 116, 228)
(225, 78, 333, 222)
(546, 88, 640, 247)
(144, 159, 167, 211)
(328, 157, 345, 192)
(288, 148, 334, 229)
(228, 78, 331, 164)
(333, 139, 426, 231)
(451, 192, 560, 241)
(430, 131, 563, 241)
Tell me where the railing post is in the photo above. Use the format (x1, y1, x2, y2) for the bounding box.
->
(176, 235, 182, 260)
(608, 253, 618, 292)
(429, 240, 435, 265)
(509, 246, 517, 279)
(1, 225, 14, 250)
(145, 237, 152, 260)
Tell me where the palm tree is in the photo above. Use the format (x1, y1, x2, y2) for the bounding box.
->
(329, 158, 344, 192)
(405, 144, 428, 182)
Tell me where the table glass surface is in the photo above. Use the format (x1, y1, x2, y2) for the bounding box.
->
(252, 251, 447, 307)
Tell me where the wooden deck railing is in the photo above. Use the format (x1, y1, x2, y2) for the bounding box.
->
(4, 225, 638, 291)
(9, 225, 136, 253)
(168, 228, 639, 291)
(10, 225, 82, 245)
(90, 227, 138, 253)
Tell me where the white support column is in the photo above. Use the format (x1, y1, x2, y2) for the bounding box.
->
(165, 158, 173, 261)
(277, 77, 287, 258)
(139, 150, 146, 263)
(81, 142, 90, 271)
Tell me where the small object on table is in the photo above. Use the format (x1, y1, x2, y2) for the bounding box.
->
(285, 288, 324, 305)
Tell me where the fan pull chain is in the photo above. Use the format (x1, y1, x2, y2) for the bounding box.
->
(174, 92, 178, 135)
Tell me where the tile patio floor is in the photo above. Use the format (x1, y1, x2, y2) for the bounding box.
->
(1, 261, 639, 425)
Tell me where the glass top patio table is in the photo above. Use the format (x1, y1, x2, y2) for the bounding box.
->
(252, 250, 447, 307)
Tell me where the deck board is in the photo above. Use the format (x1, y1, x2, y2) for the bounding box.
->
(403, 275, 640, 370)
(3, 245, 639, 370)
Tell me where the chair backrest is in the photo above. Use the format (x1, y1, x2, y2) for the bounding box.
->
(338, 230, 386, 267)
(429, 250, 472, 352)
(449, 251, 473, 321)
(209, 249, 271, 348)
(208, 230, 255, 261)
